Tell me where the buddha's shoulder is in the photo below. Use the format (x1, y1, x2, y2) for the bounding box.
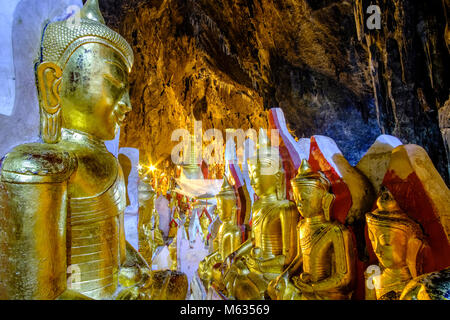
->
(1, 143, 76, 183)
(277, 199, 297, 212)
(328, 221, 352, 236)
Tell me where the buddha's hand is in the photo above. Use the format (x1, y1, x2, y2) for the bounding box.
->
(222, 251, 237, 275)
(293, 273, 314, 293)
(244, 255, 260, 271)
(267, 272, 288, 300)
(116, 286, 141, 300)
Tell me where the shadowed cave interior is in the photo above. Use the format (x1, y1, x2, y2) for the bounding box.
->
(90, 0, 449, 183)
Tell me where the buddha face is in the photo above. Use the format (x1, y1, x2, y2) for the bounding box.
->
(248, 162, 279, 197)
(59, 42, 132, 141)
(216, 197, 234, 222)
(367, 224, 408, 269)
(292, 184, 325, 218)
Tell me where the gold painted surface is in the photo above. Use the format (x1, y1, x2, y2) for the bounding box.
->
(268, 160, 356, 300)
(366, 188, 426, 300)
(220, 137, 299, 300)
(138, 176, 164, 264)
(198, 177, 242, 290)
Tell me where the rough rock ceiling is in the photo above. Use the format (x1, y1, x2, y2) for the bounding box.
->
(95, 0, 449, 182)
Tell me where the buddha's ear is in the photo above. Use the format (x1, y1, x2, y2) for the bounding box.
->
(406, 238, 424, 278)
(322, 192, 335, 221)
(37, 62, 62, 114)
(37, 62, 63, 143)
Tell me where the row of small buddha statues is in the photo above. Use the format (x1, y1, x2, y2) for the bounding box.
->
(197, 151, 450, 300)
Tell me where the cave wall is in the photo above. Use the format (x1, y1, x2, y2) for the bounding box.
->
(96, 0, 449, 182)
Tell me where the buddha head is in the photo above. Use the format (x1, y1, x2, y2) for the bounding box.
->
(291, 159, 334, 220)
(215, 176, 237, 222)
(366, 188, 425, 277)
(36, 0, 133, 143)
(247, 129, 284, 199)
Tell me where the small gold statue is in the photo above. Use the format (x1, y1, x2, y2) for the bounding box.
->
(268, 159, 356, 300)
(220, 134, 299, 300)
(0, 0, 179, 300)
(366, 188, 426, 300)
(184, 209, 192, 241)
(199, 208, 212, 244)
(168, 207, 181, 239)
(138, 175, 165, 264)
(198, 177, 242, 289)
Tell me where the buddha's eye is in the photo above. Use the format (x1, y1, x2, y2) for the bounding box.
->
(379, 234, 391, 246)
(104, 73, 125, 90)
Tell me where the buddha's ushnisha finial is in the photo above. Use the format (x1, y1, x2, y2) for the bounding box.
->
(298, 158, 314, 176)
(80, 0, 106, 24)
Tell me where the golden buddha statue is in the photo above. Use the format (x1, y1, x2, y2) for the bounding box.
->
(220, 133, 299, 300)
(366, 188, 426, 300)
(268, 160, 356, 300)
(198, 177, 242, 289)
(168, 207, 181, 239)
(199, 208, 212, 244)
(184, 209, 192, 241)
(0, 0, 172, 300)
(138, 175, 165, 264)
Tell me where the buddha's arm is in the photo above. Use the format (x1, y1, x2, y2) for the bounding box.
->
(212, 236, 219, 251)
(310, 226, 355, 292)
(0, 144, 76, 299)
(230, 238, 252, 259)
(267, 246, 303, 299)
(280, 205, 299, 265)
(222, 238, 252, 271)
(257, 206, 299, 272)
(232, 229, 243, 253)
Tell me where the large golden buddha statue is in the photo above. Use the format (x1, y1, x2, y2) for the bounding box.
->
(268, 160, 356, 300)
(366, 188, 426, 300)
(0, 0, 158, 300)
(220, 133, 299, 300)
(198, 177, 242, 290)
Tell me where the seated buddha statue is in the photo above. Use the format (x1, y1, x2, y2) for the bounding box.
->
(198, 177, 242, 290)
(199, 208, 212, 244)
(220, 133, 299, 300)
(268, 159, 356, 300)
(366, 188, 426, 300)
(0, 0, 178, 300)
(138, 174, 164, 264)
(168, 207, 181, 239)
